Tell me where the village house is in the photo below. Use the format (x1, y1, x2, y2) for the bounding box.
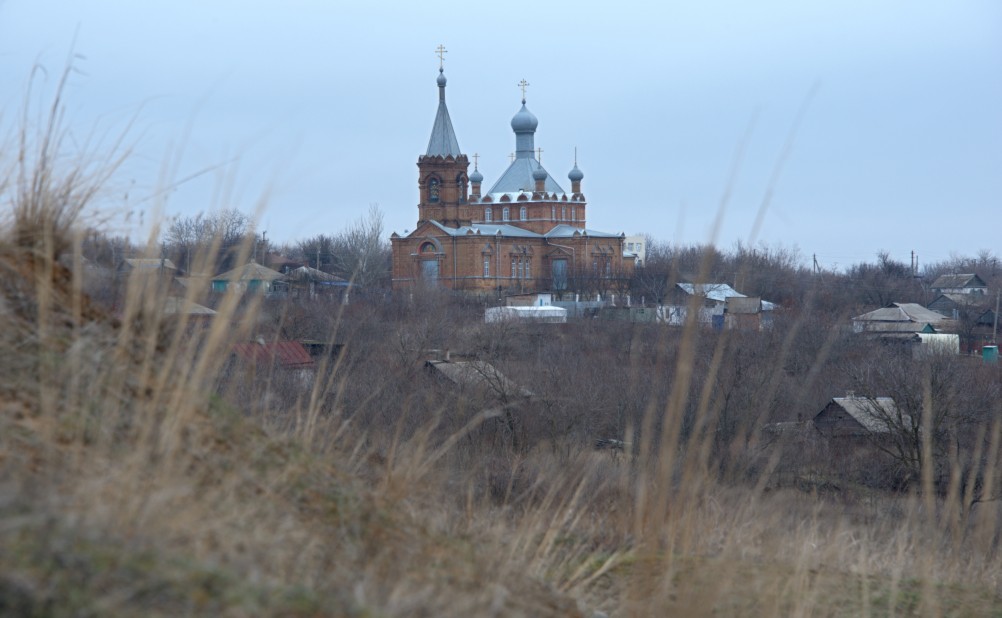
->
(211, 261, 285, 294)
(929, 273, 988, 296)
(813, 394, 908, 438)
(851, 302, 953, 335)
(660, 282, 776, 328)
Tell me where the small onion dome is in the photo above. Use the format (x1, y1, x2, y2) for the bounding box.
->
(532, 167, 547, 182)
(511, 103, 538, 133)
(568, 164, 584, 182)
(470, 168, 484, 183)
(437, 70, 447, 87)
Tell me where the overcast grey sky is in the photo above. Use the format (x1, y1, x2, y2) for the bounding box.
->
(2, 1, 1000, 269)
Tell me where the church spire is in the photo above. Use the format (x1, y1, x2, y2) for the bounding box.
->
(425, 46, 461, 157)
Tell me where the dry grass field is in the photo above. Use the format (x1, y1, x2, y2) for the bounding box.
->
(1, 83, 1000, 617)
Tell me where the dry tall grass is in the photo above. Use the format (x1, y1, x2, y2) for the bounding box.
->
(1, 82, 1000, 617)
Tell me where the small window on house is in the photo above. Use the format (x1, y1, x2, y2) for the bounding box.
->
(485, 207, 492, 222)
(520, 206, 527, 221)
(502, 207, 510, 221)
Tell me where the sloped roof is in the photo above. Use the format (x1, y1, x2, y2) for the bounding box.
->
(232, 340, 315, 369)
(930, 273, 987, 290)
(426, 359, 532, 398)
(827, 396, 905, 433)
(285, 266, 346, 283)
(486, 157, 565, 195)
(122, 258, 177, 271)
(676, 282, 777, 311)
(426, 71, 461, 157)
(929, 293, 983, 308)
(677, 282, 744, 302)
(853, 302, 946, 323)
(163, 297, 216, 316)
(213, 261, 285, 282)
(544, 224, 622, 239)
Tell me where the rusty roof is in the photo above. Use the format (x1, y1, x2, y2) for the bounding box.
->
(232, 340, 315, 369)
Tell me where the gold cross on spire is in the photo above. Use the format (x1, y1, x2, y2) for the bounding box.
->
(435, 44, 448, 70)
(518, 79, 530, 102)
(536, 147, 543, 163)
(472, 153, 480, 169)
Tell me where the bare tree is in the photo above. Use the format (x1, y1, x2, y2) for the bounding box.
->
(162, 209, 254, 273)
(328, 204, 391, 289)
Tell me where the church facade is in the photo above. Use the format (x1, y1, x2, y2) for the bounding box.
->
(390, 64, 634, 297)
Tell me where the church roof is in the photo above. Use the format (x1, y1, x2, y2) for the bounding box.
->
(420, 220, 622, 240)
(425, 69, 462, 157)
(426, 220, 542, 238)
(487, 157, 565, 194)
(544, 225, 621, 238)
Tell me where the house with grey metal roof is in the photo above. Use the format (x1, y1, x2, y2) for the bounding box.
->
(851, 302, 953, 335)
(390, 54, 634, 298)
(814, 395, 908, 437)
(660, 282, 776, 327)
(929, 273, 988, 296)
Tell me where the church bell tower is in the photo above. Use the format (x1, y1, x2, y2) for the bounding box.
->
(417, 45, 470, 228)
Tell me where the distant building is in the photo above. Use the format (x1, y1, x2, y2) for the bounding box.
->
(927, 293, 987, 319)
(851, 302, 953, 335)
(390, 60, 634, 296)
(814, 395, 907, 438)
(929, 273, 988, 296)
(211, 261, 284, 294)
(661, 282, 776, 327)
(623, 235, 646, 267)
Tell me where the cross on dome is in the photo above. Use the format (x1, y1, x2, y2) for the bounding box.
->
(518, 79, 530, 103)
(436, 44, 448, 70)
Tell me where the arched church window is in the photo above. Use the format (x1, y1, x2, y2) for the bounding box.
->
(428, 177, 440, 202)
(551, 206, 556, 220)
(571, 207, 576, 221)
(561, 206, 566, 220)
(483, 257, 490, 278)
(485, 207, 492, 222)
(456, 174, 466, 203)
(520, 206, 527, 221)
(502, 207, 510, 221)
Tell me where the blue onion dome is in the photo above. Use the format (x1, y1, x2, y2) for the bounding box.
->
(470, 168, 484, 183)
(532, 167, 547, 182)
(511, 104, 538, 133)
(437, 70, 447, 87)
(568, 164, 584, 182)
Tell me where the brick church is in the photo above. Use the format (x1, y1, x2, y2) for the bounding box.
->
(390, 59, 634, 296)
